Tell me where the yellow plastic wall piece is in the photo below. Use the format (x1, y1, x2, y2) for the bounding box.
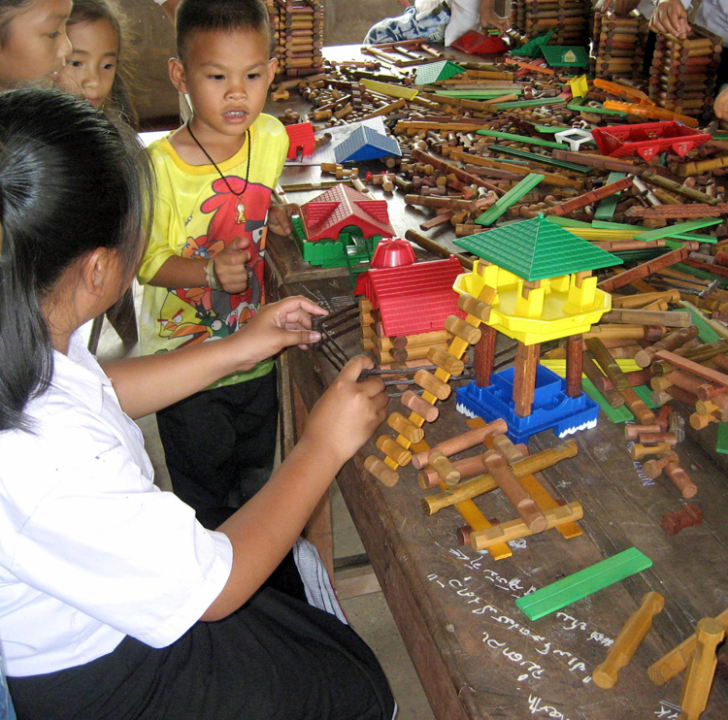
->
(453, 262, 612, 345)
(362, 79, 419, 100)
(569, 74, 589, 98)
(541, 358, 641, 377)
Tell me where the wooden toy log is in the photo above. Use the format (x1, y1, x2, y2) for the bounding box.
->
(418, 454, 491, 489)
(411, 149, 503, 194)
(641, 451, 680, 479)
(514, 342, 540, 417)
(584, 324, 664, 342)
(601, 308, 692, 327)
(412, 418, 508, 469)
(364, 455, 400, 487)
(491, 434, 528, 463)
(422, 441, 579, 514)
(592, 591, 665, 689)
(387, 412, 425, 444)
(400, 390, 439, 422)
(414, 369, 451, 400)
(376, 436, 412, 466)
(635, 326, 700, 368)
(665, 461, 698, 498)
(620, 387, 657, 424)
(566, 334, 583, 398)
(482, 451, 548, 532)
(593, 367, 653, 393)
(655, 349, 728, 389)
(638, 432, 678, 446)
(650, 610, 728, 685)
(625, 424, 662, 441)
(586, 337, 630, 391)
(582, 354, 626, 408)
(429, 450, 461, 486)
(611, 290, 681, 308)
(470, 502, 584, 551)
(598, 247, 692, 293)
(458, 292, 493, 322)
(474, 325, 497, 387)
(662, 504, 704, 535)
(444, 316, 482, 345)
(426, 346, 464, 376)
(678, 618, 725, 720)
(404, 229, 474, 270)
(631, 442, 673, 460)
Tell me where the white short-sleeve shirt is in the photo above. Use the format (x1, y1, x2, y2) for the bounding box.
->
(0, 333, 233, 677)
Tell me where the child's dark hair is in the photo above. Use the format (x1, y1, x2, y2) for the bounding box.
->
(176, 0, 272, 62)
(67, 0, 139, 126)
(0, 87, 153, 433)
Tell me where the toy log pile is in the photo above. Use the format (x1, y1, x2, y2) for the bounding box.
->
(508, 0, 592, 45)
(591, 10, 649, 82)
(266, 0, 323, 78)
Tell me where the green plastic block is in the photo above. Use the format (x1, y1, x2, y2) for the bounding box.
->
(633, 219, 722, 243)
(633, 384, 657, 409)
(476, 129, 567, 150)
(515, 548, 652, 621)
(474, 173, 544, 226)
(717, 423, 728, 454)
(489, 144, 591, 173)
(582, 378, 634, 423)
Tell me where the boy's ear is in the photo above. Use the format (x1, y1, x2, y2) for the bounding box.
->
(266, 57, 277, 87)
(169, 57, 188, 95)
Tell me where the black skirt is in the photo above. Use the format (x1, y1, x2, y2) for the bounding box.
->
(8, 588, 395, 720)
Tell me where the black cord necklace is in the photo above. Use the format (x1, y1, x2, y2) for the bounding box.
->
(186, 119, 251, 225)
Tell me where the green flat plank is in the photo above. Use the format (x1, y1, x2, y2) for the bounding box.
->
(492, 97, 565, 110)
(594, 172, 626, 221)
(475, 173, 544, 226)
(545, 216, 593, 228)
(717, 423, 728, 454)
(634, 219, 722, 242)
(633, 384, 658, 409)
(477, 129, 567, 149)
(567, 100, 628, 117)
(515, 548, 652, 621)
(582, 378, 634, 423)
(489, 144, 591, 173)
(592, 219, 639, 230)
(670, 232, 717, 243)
(679, 303, 722, 343)
(428, 89, 521, 99)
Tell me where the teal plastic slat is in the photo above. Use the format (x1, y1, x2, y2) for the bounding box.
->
(594, 172, 626, 221)
(490, 144, 591, 173)
(474, 173, 544, 226)
(633, 219, 722, 242)
(515, 548, 653, 621)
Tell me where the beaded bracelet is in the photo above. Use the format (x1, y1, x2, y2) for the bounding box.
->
(205, 258, 223, 291)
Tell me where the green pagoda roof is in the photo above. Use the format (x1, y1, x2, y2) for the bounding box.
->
(453, 214, 623, 282)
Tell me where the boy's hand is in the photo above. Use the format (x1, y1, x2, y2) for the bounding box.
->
(267, 203, 300, 237)
(214, 237, 251, 293)
(715, 87, 728, 120)
(650, 0, 690, 37)
(479, 0, 510, 33)
(301, 356, 388, 468)
(231, 295, 328, 369)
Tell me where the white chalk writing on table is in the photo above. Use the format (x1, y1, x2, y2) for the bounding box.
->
(427, 545, 677, 719)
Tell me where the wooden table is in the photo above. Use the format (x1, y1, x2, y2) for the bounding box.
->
(264, 47, 728, 719)
(267, 246, 728, 720)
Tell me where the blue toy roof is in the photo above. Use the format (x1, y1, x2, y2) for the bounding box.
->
(334, 126, 402, 163)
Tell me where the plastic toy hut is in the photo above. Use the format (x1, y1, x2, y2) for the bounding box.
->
(452, 214, 623, 444)
(292, 184, 394, 271)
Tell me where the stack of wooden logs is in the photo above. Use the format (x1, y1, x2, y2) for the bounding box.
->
(267, 0, 324, 78)
(591, 10, 649, 82)
(509, 0, 592, 45)
(648, 26, 722, 122)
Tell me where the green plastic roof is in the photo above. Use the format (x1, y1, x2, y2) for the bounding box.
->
(541, 45, 589, 68)
(414, 60, 465, 85)
(453, 214, 623, 281)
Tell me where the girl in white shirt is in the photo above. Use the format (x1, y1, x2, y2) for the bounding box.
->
(0, 86, 394, 720)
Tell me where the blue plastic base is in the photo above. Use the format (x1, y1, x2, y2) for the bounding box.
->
(455, 365, 599, 445)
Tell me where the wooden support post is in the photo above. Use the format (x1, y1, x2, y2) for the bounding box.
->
(566, 334, 584, 398)
(513, 342, 540, 417)
(593, 592, 665, 689)
(678, 618, 725, 720)
(474, 325, 498, 387)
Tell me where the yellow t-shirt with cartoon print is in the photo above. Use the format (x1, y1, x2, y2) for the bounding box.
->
(138, 114, 289, 389)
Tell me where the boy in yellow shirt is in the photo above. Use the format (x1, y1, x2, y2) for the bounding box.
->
(138, 0, 294, 532)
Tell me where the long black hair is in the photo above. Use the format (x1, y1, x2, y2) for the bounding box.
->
(0, 86, 153, 432)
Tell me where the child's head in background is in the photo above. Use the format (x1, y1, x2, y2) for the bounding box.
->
(170, 0, 276, 146)
(55, 0, 137, 124)
(0, 0, 72, 89)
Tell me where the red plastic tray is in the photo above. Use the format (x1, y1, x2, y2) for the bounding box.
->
(591, 121, 710, 162)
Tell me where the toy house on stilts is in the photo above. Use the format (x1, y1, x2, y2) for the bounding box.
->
(452, 214, 623, 444)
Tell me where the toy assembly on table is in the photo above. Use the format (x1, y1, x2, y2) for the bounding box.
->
(266, 21, 728, 720)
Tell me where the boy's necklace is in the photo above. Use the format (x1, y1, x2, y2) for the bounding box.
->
(186, 119, 251, 225)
